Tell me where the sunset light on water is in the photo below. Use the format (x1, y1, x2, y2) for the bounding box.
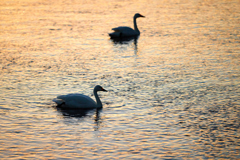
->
(0, 0, 239, 159)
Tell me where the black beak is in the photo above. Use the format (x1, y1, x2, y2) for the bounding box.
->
(102, 88, 108, 92)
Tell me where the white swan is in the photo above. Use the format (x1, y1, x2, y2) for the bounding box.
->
(53, 85, 107, 109)
(109, 13, 145, 38)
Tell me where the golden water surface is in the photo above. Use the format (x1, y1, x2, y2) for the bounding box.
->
(0, 0, 239, 159)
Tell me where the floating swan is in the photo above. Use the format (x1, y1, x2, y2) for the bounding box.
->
(109, 13, 145, 38)
(53, 85, 107, 109)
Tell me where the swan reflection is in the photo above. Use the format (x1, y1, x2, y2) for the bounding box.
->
(56, 107, 103, 130)
(110, 35, 138, 44)
(111, 36, 139, 55)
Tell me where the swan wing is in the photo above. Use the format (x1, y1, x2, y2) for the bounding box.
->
(110, 26, 138, 38)
(56, 94, 97, 109)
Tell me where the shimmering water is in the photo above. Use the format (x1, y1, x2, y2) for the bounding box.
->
(0, 0, 239, 159)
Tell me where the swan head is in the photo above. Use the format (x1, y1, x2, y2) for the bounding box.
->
(134, 13, 145, 19)
(94, 85, 108, 92)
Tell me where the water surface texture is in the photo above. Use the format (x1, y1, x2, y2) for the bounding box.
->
(0, 0, 240, 159)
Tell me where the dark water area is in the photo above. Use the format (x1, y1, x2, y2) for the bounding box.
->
(0, 0, 239, 159)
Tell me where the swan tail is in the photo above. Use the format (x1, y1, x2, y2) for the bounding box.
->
(53, 98, 65, 106)
(109, 32, 121, 38)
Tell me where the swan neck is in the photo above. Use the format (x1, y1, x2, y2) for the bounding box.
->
(133, 16, 139, 33)
(94, 90, 102, 108)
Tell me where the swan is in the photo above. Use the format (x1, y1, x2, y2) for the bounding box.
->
(53, 85, 107, 109)
(109, 13, 145, 38)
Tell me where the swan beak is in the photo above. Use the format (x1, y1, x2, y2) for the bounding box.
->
(140, 14, 145, 18)
(102, 88, 108, 92)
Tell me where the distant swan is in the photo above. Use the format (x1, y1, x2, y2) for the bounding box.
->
(53, 85, 107, 109)
(109, 13, 145, 38)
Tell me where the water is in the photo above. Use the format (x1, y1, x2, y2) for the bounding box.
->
(0, 0, 239, 159)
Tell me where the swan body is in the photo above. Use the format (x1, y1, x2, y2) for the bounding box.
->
(109, 13, 145, 38)
(53, 85, 107, 109)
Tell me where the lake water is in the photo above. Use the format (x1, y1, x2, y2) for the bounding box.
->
(0, 0, 239, 159)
